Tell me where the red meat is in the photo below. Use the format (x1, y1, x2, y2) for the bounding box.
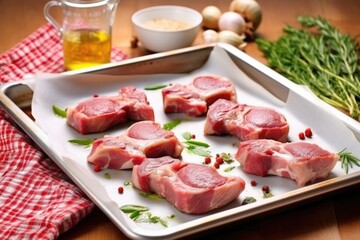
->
(87, 121, 183, 170)
(132, 156, 245, 214)
(204, 99, 290, 142)
(67, 86, 154, 134)
(235, 139, 339, 186)
(162, 75, 237, 117)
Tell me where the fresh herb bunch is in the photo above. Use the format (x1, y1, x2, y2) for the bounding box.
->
(256, 16, 360, 119)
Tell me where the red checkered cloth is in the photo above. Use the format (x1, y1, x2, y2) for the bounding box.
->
(0, 23, 128, 239)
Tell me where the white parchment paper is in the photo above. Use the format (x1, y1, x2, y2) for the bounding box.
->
(31, 46, 360, 237)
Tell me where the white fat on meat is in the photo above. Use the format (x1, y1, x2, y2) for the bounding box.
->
(132, 156, 245, 214)
(204, 99, 290, 142)
(162, 75, 237, 116)
(235, 139, 339, 186)
(87, 121, 183, 170)
(67, 86, 154, 134)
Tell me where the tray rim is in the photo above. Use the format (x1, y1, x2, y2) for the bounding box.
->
(1, 43, 360, 239)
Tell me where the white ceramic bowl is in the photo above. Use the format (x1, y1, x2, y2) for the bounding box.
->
(132, 5, 203, 52)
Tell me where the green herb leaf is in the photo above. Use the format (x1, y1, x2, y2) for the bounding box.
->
(130, 210, 141, 220)
(188, 147, 212, 157)
(52, 105, 67, 118)
(148, 215, 161, 224)
(182, 131, 192, 140)
(68, 138, 94, 147)
(120, 204, 172, 228)
(220, 152, 234, 164)
(263, 191, 274, 198)
(159, 218, 169, 227)
(184, 139, 210, 148)
(224, 166, 235, 172)
(104, 172, 111, 179)
(163, 119, 181, 130)
(124, 181, 132, 186)
(338, 148, 360, 174)
(120, 204, 149, 213)
(144, 83, 167, 90)
(167, 214, 175, 219)
(242, 196, 257, 205)
(139, 192, 163, 200)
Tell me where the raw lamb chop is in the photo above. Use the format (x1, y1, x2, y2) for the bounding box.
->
(132, 156, 246, 214)
(204, 99, 289, 142)
(162, 75, 237, 117)
(235, 139, 339, 186)
(67, 86, 154, 134)
(87, 121, 183, 170)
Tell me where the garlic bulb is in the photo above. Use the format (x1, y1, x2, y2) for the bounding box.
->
(201, 5, 222, 30)
(202, 29, 218, 43)
(218, 11, 246, 35)
(217, 30, 246, 49)
(229, 0, 262, 35)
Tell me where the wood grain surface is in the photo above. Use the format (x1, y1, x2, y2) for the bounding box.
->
(1, 0, 359, 239)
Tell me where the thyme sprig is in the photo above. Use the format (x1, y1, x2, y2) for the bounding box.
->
(256, 16, 360, 119)
(338, 148, 360, 174)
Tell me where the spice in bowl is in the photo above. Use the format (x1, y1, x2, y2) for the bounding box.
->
(142, 18, 192, 31)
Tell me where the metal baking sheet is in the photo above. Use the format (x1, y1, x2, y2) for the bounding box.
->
(1, 43, 360, 239)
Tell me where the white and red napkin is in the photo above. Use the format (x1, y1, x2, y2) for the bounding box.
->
(0, 23, 128, 239)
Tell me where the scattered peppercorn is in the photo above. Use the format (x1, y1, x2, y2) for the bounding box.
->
(204, 156, 211, 164)
(216, 156, 224, 164)
(93, 164, 101, 172)
(305, 128, 313, 138)
(262, 185, 270, 193)
(298, 132, 305, 140)
(118, 186, 124, 194)
(93, 93, 99, 97)
(214, 162, 220, 169)
(191, 134, 196, 139)
(250, 180, 257, 186)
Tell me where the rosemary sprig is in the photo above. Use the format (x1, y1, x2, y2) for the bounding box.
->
(256, 16, 360, 119)
(338, 148, 360, 174)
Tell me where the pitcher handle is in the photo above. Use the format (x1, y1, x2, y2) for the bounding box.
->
(44, 0, 62, 35)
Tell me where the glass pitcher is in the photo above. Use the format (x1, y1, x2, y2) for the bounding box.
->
(44, 0, 119, 70)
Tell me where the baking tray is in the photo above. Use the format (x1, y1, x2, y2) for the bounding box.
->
(1, 43, 360, 239)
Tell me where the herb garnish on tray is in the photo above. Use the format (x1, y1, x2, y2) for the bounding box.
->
(68, 138, 94, 148)
(52, 105, 67, 118)
(182, 131, 212, 157)
(338, 148, 360, 174)
(120, 204, 172, 227)
(256, 16, 360, 119)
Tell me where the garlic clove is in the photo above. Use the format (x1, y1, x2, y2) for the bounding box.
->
(229, 0, 262, 32)
(202, 29, 219, 43)
(218, 11, 246, 35)
(201, 5, 222, 30)
(217, 30, 246, 49)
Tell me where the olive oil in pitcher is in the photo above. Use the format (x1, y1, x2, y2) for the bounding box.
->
(63, 29, 111, 70)
(44, 0, 119, 70)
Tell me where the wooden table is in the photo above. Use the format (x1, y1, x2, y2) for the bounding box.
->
(1, 0, 360, 239)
